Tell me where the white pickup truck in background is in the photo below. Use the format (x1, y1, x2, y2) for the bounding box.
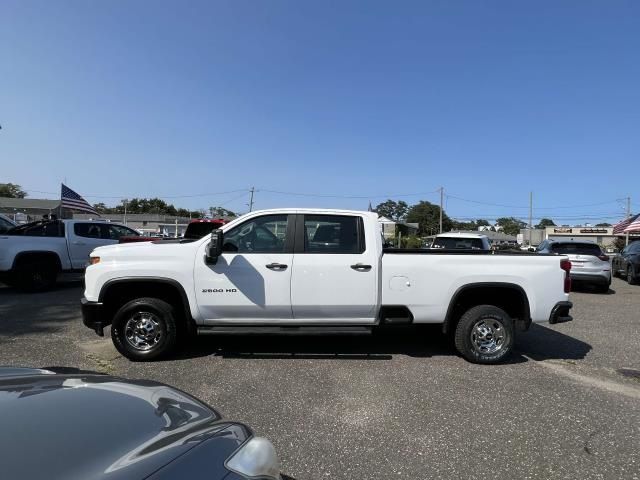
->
(0, 219, 140, 291)
(82, 209, 573, 364)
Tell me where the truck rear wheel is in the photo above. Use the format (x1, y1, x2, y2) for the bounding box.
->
(111, 297, 178, 361)
(454, 305, 514, 364)
(15, 261, 58, 292)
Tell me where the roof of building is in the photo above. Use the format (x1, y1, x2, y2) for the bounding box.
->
(0, 197, 61, 210)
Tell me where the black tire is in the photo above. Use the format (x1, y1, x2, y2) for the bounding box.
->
(454, 305, 514, 364)
(14, 261, 58, 292)
(111, 297, 178, 361)
(628, 266, 638, 285)
(595, 283, 610, 294)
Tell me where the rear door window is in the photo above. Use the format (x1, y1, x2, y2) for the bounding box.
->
(550, 243, 602, 256)
(303, 215, 364, 253)
(74, 223, 103, 238)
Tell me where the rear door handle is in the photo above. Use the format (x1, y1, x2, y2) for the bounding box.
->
(266, 263, 288, 270)
(351, 263, 372, 271)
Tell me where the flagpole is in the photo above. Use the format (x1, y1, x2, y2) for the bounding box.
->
(59, 183, 63, 220)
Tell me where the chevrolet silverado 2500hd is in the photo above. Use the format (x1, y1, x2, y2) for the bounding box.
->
(81, 209, 573, 364)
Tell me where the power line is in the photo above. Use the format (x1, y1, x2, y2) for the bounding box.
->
(446, 193, 621, 210)
(258, 188, 441, 199)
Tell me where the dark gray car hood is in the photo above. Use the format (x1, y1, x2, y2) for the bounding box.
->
(0, 371, 237, 480)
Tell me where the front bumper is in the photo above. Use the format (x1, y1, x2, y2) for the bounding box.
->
(81, 297, 107, 336)
(549, 301, 573, 324)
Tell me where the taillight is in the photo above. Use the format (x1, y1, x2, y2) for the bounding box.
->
(561, 259, 571, 293)
(598, 254, 610, 261)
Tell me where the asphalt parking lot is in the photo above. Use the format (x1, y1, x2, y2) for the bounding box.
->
(1, 279, 639, 480)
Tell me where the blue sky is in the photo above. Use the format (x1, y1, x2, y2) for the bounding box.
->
(1, 1, 638, 224)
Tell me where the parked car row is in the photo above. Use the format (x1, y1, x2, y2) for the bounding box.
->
(612, 240, 640, 284)
(534, 238, 640, 291)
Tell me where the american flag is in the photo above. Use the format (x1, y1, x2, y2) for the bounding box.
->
(623, 214, 640, 234)
(613, 214, 639, 234)
(61, 183, 99, 216)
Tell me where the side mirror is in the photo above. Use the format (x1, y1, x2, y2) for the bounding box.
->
(205, 229, 223, 264)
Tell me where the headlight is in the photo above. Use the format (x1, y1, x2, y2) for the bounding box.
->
(89, 256, 100, 265)
(225, 437, 281, 479)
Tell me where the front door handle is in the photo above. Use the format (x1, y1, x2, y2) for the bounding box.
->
(351, 263, 372, 271)
(266, 263, 288, 270)
(72, 241, 86, 245)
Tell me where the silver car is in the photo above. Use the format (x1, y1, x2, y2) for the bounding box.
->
(536, 239, 611, 292)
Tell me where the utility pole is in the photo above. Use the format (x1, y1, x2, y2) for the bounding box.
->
(528, 191, 533, 246)
(626, 196, 631, 246)
(439, 187, 444, 234)
(248, 187, 255, 212)
(123, 199, 128, 226)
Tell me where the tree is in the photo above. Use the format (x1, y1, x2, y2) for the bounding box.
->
(476, 219, 490, 227)
(595, 223, 612, 227)
(406, 200, 452, 235)
(373, 199, 409, 222)
(0, 183, 27, 198)
(93, 202, 110, 213)
(496, 217, 527, 236)
(535, 218, 556, 229)
(209, 207, 238, 219)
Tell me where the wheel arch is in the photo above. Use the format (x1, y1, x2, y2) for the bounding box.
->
(443, 282, 531, 335)
(99, 277, 195, 333)
(12, 251, 62, 271)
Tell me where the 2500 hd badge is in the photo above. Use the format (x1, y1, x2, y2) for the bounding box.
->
(202, 288, 237, 293)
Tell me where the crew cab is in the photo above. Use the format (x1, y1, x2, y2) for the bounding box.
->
(82, 209, 573, 364)
(0, 219, 139, 291)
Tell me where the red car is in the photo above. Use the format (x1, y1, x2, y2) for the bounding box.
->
(119, 218, 226, 243)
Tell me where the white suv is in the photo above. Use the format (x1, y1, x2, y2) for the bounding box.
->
(536, 239, 611, 292)
(430, 233, 491, 250)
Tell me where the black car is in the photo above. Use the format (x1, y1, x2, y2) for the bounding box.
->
(612, 240, 640, 285)
(0, 368, 281, 480)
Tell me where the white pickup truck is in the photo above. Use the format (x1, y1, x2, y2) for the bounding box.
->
(0, 219, 140, 291)
(82, 209, 573, 364)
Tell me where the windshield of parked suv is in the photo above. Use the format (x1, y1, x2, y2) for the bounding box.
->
(550, 243, 602, 256)
(432, 237, 485, 249)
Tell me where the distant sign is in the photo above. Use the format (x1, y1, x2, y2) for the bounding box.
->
(554, 228, 573, 233)
(580, 228, 608, 234)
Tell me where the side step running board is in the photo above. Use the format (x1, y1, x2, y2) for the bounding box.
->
(197, 326, 373, 336)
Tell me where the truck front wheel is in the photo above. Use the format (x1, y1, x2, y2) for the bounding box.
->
(111, 298, 178, 361)
(454, 305, 514, 364)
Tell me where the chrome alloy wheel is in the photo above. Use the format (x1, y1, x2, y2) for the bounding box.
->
(125, 312, 163, 351)
(470, 318, 506, 355)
